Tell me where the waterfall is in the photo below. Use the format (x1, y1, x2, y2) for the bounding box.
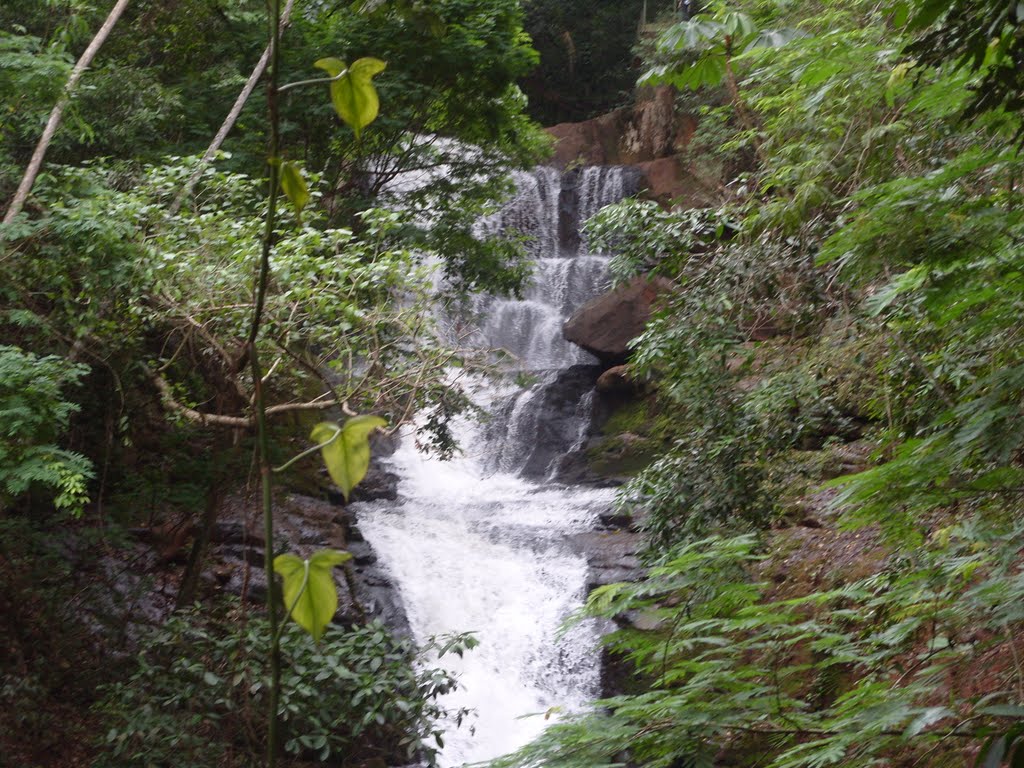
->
(356, 166, 637, 766)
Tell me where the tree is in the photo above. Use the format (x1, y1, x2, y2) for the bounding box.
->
(901, 0, 1024, 128)
(2, 0, 130, 224)
(639, 3, 800, 140)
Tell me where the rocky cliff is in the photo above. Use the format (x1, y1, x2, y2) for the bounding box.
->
(545, 85, 714, 207)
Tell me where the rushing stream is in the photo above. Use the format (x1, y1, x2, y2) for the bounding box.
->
(356, 166, 636, 766)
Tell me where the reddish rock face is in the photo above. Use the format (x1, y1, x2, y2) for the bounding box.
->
(563, 275, 675, 365)
(619, 85, 678, 164)
(543, 86, 707, 209)
(545, 86, 694, 169)
(546, 109, 631, 168)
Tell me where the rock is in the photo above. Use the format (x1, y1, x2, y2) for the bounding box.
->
(596, 364, 638, 395)
(545, 87, 698, 170)
(636, 155, 684, 202)
(330, 467, 399, 504)
(619, 85, 678, 163)
(563, 275, 674, 365)
(208, 492, 412, 637)
(570, 529, 644, 592)
(495, 364, 602, 480)
(546, 109, 631, 167)
(210, 521, 264, 546)
(597, 509, 635, 530)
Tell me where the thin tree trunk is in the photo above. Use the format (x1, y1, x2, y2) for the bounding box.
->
(169, 0, 296, 215)
(253, 0, 283, 761)
(3, 0, 132, 225)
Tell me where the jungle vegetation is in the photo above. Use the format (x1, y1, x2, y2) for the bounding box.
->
(3, 0, 1024, 766)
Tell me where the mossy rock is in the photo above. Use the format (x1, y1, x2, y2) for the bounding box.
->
(586, 432, 660, 478)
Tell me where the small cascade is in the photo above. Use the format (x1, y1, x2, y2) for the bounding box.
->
(470, 166, 638, 371)
(355, 164, 637, 766)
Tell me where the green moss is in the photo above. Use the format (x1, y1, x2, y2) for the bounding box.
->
(602, 399, 651, 436)
(587, 395, 678, 479)
(586, 434, 660, 478)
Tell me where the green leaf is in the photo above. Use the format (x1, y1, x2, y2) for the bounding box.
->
(979, 735, 1008, 768)
(311, 415, 388, 501)
(908, 0, 953, 30)
(891, 1, 910, 27)
(280, 161, 309, 223)
(313, 56, 345, 77)
(903, 706, 952, 737)
(273, 549, 353, 642)
(314, 56, 386, 139)
(981, 706, 1024, 718)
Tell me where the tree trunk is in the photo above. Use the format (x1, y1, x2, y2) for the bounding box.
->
(3, 0, 132, 225)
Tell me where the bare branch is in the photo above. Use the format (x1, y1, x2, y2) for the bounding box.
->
(148, 370, 340, 428)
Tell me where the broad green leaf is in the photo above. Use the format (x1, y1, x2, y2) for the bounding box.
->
(280, 161, 309, 223)
(979, 735, 1008, 768)
(314, 56, 386, 139)
(314, 56, 345, 78)
(273, 549, 352, 642)
(980, 705, 1024, 718)
(311, 415, 388, 501)
(891, 1, 910, 27)
(721, 11, 756, 41)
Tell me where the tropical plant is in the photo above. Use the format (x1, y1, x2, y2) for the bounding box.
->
(0, 345, 92, 515)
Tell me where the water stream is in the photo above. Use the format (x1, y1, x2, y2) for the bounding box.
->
(356, 166, 636, 766)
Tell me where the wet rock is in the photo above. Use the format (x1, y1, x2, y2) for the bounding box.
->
(493, 365, 603, 480)
(210, 521, 264, 546)
(570, 529, 644, 592)
(208, 493, 412, 637)
(218, 545, 265, 569)
(596, 365, 639, 395)
(597, 509, 635, 531)
(347, 468, 400, 503)
(563, 275, 674, 365)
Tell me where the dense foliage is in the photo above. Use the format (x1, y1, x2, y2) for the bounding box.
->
(98, 606, 471, 768)
(519, 0, 677, 125)
(0, 0, 544, 763)
(498, 0, 1024, 766)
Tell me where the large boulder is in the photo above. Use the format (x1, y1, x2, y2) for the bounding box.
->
(547, 109, 631, 167)
(563, 275, 674, 365)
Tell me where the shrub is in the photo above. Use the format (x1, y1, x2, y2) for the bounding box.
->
(0, 345, 92, 515)
(97, 604, 471, 767)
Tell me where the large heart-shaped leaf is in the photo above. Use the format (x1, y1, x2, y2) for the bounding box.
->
(273, 549, 352, 642)
(311, 415, 387, 501)
(313, 56, 387, 139)
(279, 160, 309, 223)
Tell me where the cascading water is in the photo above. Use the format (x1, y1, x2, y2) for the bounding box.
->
(355, 165, 637, 766)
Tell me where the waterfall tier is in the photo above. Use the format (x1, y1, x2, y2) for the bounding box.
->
(356, 165, 636, 766)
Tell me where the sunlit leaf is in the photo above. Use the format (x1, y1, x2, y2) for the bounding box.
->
(311, 415, 388, 501)
(273, 549, 352, 642)
(314, 56, 386, 139)
(280, 161, 309, 223)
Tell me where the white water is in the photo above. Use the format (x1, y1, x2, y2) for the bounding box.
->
(356, 167, 634, 766)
